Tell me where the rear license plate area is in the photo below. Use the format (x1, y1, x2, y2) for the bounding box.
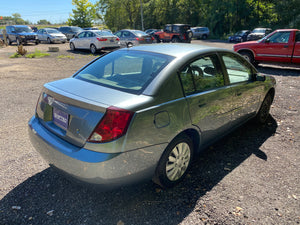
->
(53, 107, 69, 130)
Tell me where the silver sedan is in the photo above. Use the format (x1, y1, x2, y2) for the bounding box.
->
(70, 30, 120, 54)
(28, 44, 276, 189)
(37, 28, 67, 44)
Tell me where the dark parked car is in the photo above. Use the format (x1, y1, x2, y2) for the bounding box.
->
(228, 30, 251, 42)
(114, 29, 153, 47)
(58, 26, 83, 40)
(5, 25, 39, 45)
(247, 28, 272, 41)
(28, 44, 276, 189)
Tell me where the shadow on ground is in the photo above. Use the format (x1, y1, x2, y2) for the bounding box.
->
(0, 117, 277, 225)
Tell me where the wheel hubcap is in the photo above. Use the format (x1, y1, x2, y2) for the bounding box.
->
(166, 142, 191, 181)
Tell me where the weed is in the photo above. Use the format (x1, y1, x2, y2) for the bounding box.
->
(26, 50, 50, 58)
(57, 55, 75, 59)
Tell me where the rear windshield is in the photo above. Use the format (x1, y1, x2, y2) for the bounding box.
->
(75, 50, 174, 94)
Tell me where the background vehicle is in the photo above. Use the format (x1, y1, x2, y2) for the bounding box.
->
(154, 24, 193, 43)
(228, 30, 251, 42)
(0, 29, 4, 42)
(247, 28, 272, 41)
(58, 26, 83, 40)
(37, 28, 67, 44)
(191, 27, 210, 40)
(28, 44, 275, 189)
(5, 25, 38, 45)
(70, 30, 120, 54)
(114, 29, 153, 47)
(234, 29, 300, 65)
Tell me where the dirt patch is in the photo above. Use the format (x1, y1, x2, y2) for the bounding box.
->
(0, 42, 299, 225)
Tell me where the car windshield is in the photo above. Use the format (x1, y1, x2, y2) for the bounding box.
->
(47, 29, 60, 34)
(252, 29, 265, 33)
(132, 30, 148, 36)
(95, 31, 114, 36)
(71, 27, 83, 32)
(75, 50, 174, 94)
(15, 27, 33, 33)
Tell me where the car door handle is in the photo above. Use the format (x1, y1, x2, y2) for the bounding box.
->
(284, 45, 288, 48)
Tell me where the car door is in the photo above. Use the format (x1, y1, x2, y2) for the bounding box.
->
(179, 54, 234, 145)
(255, 31, 293, 63)
(219, 53, 263, 126)
(292, 31, 300, 64)
(75, 32, 87, 49)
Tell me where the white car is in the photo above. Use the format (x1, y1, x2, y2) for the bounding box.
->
(70, 30, 120, 54)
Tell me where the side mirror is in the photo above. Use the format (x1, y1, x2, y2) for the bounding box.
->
(264, 39, 270, 43)
(256, 74, 266, 81)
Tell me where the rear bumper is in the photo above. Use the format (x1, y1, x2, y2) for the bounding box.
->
(28, 116, 164, 188)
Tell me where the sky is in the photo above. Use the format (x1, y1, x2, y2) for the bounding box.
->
(0, 0, 98, 24)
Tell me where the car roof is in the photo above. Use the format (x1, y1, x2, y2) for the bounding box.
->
(275, 29, 300, 32)
(121, 43, 230, 58)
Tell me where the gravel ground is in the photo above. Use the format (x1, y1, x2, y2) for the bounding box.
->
(0, 41, 299, 225)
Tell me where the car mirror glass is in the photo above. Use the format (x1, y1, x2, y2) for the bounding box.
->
(265, 39, 270, 43)
(256, 74, 266, 81)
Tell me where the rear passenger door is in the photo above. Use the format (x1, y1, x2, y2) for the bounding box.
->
(179, 54, 233, 145)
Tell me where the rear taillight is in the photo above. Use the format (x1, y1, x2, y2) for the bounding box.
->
(97, 37, 108, 41)
(135, 37, 144, 41)
(87, 106, 134, 143)
(116, 37, 120, 41)
(151, 36, 154, 41)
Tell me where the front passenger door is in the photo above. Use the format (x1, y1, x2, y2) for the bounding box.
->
(220, 53, 263, 126)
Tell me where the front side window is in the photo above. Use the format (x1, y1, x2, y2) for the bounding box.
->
(75, 50, 174, 94)
(179, 54, 224, 95)
(267, 31, 291, 43)
(221, 54, 252, 84)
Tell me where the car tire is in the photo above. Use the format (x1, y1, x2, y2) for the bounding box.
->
(47, 38, 52, 44)
(171, 37, 179, 43)
(255, 93, 272, 124)
(126, 42, 133, 48)
(90, 44, 97, 54)
(16, 38, 21, 46)
(202, 34, 208, 40)
(70, 42, 76, 51)
(35, 40, 39, 45)
(6, 37, 11, 45)
(153, 134, 193, 188)
(240, 51, 255, 65)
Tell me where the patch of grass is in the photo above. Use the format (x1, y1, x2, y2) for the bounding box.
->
(57, 55, 75, 59)
(9, 53, 23, 58)
(26, 50, 50, 58)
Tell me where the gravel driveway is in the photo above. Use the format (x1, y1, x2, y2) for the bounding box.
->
(0, 41, 299, 225)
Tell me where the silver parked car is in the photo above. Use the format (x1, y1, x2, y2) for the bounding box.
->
(114, 29, 153, 47)
(28, 44, 276, 189)
(37, 28, 67, 44)
(191, 27, 210, 39)
(70, 30, 120, 54)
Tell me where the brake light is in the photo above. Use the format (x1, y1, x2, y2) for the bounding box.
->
(87, 106, 134, 143)
(116, 37, 120, 41)
(135, 37, 144, 41)
(151, 36, 154, 41)
(97, 37, 108, 41)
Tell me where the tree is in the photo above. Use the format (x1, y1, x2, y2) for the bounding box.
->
(68, 0, 97, 28)
(37, 19, 51, 25)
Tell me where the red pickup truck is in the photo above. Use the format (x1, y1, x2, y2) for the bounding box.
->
(233, 29, 300, 65)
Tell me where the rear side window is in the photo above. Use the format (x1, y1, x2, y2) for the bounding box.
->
(75, 50, 173, 94)
(179, 54, 224, 95)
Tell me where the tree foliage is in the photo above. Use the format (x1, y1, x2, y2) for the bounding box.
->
(68, 0, 97, 28)
(96, 0, 300, 37)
